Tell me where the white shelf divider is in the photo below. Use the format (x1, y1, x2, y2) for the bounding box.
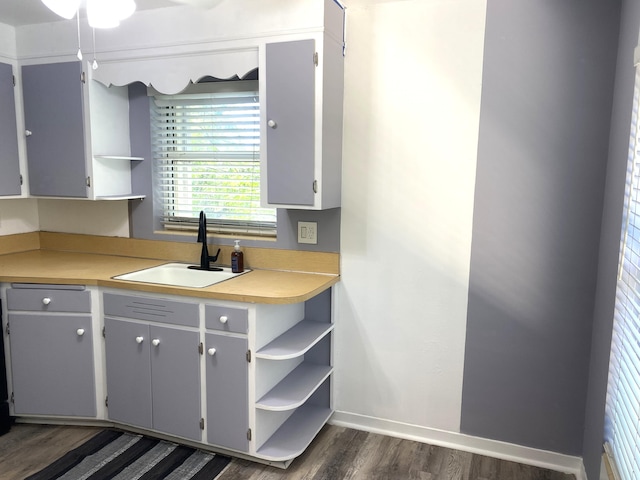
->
(256, 363, 332, 411)
(255, 321, 334, 360)
(256, 404, 333, 461)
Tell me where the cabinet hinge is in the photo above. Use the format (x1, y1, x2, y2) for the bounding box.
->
(200, 418, 205, 430)
(10, 393, 14, 404)
(19, 174, 23, 186)
(12, 74, 16, 86)
(246, 350, 251, 362)
(86, 176, 91, 187)
(81, 71, 86, 84)
(105, 396, 108, 407)
(247, 428, 252, 441)
(5, 322, 9, 335)
(313, 52, 319, 67)
(102, 326, 106, 338)
(313, 180, 318, 194)
(198, 342, 203, 355)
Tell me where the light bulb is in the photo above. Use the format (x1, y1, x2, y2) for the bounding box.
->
(42, 0, 81, 20)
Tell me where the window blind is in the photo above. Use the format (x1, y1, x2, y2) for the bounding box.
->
(150, 83, 277, 237)
(604, 67, 640, 480)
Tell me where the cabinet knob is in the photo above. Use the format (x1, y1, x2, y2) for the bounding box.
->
(25, 130, 32, 137)
(76, 328, 85, 336)
(42, 297, 51, 305)
(208, 347, 216, 356)
(152, 338, 160, 347)
(219, 315, 228, 324)
(267, 119, 277, 129)
(135, 336, 144, 344)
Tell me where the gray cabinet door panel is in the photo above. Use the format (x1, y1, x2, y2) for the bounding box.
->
(22, 61, 87, 197)
(150, 325, 201, 440)
(104, 317, 153, 429)
(0, 62, 21, 196)
(9, 313, 96, 416)
(266, 40, 316, 206)
(206, 332, 249, 452)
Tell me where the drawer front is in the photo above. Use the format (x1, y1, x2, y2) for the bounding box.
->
(205, 304, 248, 334)
(104, 292, 199, 327)
(7, 288, 91, 313)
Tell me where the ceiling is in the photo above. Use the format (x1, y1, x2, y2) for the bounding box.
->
(0, 0, 178, 27)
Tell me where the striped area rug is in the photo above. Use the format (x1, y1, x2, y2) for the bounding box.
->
(26, 430, 231, 480)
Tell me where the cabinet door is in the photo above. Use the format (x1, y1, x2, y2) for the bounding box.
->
(150, 325, 201, 440)
(206, 332, 249, 452)
(104, 317, 153, 429)
(265, 40, 316, 206)
(0, 62, 21, 196)
(9, 313, 95, 416)
(22, 61, 87, 197)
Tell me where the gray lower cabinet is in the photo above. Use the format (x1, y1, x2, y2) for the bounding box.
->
(0, 61, 21, 196)
(104, 318, 201, 441)
(205, 332, 249, 452)
(6, 285, 95, 417)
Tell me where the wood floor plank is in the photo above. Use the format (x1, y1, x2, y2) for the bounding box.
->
(0, 424, 577, 480)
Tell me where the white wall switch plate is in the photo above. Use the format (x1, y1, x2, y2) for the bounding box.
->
(298, 221, 318, 244)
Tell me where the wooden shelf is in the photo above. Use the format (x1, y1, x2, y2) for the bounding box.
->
(256, 404, 333, 461)
(255, 321, 333, 360)
(256, 363, 332, 411)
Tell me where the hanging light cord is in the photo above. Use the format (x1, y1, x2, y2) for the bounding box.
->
(92, 28, 98, 69)
(76, 7, 82, 60)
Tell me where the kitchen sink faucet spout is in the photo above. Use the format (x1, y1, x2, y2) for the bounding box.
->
(192, 211, 221, 271)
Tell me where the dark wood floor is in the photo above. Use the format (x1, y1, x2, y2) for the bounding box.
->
(0, 423, 576, 480)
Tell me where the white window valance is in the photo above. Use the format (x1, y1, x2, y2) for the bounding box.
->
(91, 48, 259, 94)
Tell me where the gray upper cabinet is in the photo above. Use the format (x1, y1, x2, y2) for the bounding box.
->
(0, 62, 22, 196)
(22, 61, 142, 200)
(263, 35, 344, 210)
(22, 61, 88, 198)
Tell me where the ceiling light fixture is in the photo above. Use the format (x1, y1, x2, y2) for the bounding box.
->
(41, 0, 137, 29)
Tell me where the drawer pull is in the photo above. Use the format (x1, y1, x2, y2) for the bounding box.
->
(42, 297, 51, 305)
(76, 328, 85, 336)
(208, 347, 216, 356)
(219, 315, 228, 324)
(135, 336, 144, 344)
(152, 339, 160, 347)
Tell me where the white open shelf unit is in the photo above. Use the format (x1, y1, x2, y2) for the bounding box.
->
(253, 289, 333, 462)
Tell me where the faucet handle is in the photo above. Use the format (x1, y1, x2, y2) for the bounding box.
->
(209, 248, 221, 263)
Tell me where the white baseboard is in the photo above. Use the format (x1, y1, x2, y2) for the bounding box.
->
(330, 411, 586, 480)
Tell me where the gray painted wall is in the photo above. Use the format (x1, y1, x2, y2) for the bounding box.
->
(582, 0, 640, 478)
(461, 0, 620, 456)
(128, 82, 341, 253)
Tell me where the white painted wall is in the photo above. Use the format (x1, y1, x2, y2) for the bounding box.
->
(334, 0, 486, 434)
(37, 200, 130, 237)
(0, 199, 38, 235)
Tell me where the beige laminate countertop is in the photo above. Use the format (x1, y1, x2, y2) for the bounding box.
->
(0, 250, 339, 304)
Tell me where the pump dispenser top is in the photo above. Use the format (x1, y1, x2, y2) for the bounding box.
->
(231, 240, 244, 273)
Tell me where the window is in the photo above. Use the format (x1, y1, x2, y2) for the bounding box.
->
(604, 67, 640, 480)
(150, 80, 276, 237)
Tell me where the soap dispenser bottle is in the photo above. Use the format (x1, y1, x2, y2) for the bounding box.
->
(231, 240, 244, 273)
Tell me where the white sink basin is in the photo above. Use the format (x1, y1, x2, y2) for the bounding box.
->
(113, 263, 248, 288)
